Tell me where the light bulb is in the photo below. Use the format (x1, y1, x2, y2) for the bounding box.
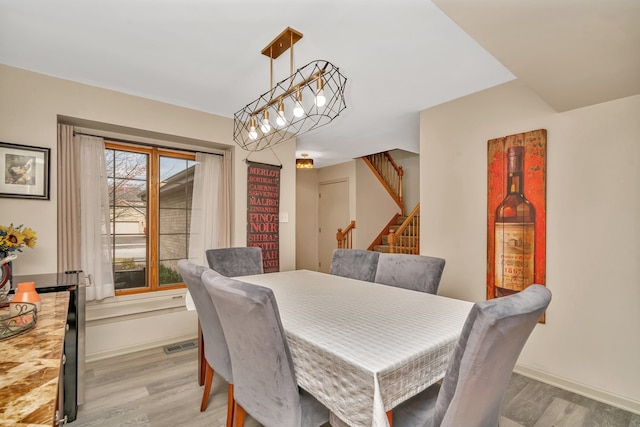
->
(248, 117, 258, 140)
(276, 102, 287, 126)
(315, 88, 326, 107)
(315, 78, 326, 107)
(293, 88, 304, 118)
(260, 111, 271, 133)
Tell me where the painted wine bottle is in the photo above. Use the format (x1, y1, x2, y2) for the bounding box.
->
(494, 146, 535, 297)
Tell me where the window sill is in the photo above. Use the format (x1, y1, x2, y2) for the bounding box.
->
(87, 288, 188, 323)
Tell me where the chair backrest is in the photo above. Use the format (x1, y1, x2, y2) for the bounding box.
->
(329, 249, 380, 282)
(434, 284, 552, 427)
(177, 260, 232, 383)
(201, 270, 302, 427)
(205, 247, 263, 277)
(374, 253, 446, 294)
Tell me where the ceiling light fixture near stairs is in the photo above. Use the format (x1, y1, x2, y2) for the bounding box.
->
(296, 153, 314, 169)
(233, 27, 348, 152)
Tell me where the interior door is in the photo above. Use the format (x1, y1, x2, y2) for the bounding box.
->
(318, 180, 350, 273)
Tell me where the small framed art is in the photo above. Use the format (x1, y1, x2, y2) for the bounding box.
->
(0, 142, 50, 200)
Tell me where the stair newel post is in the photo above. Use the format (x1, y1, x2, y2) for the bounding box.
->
(336, 228, 344, 249)
(388, 229, 396, 254)
(398, 166, 404, 216)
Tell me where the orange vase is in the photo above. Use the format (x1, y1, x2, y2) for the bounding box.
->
(12, 281, 41, 312)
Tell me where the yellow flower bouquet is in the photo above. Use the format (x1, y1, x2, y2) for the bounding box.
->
(1, 223, 37, 255)
(1, 223, 37, 301)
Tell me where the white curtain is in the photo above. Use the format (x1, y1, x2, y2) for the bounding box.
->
(186, 152, 229, 309)
(188, 152, 228, 265)
(79, 135, 115, 301)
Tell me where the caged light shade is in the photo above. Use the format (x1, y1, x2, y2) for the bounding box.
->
(233, 27, 347, 152)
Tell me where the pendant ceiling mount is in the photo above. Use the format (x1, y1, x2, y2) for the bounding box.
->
(261, 27, 303, 59)
(233, 27, 347, 152)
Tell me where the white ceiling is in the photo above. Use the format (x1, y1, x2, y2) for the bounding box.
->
(1, 0, 637, 168)
(434, 0, 640, 113)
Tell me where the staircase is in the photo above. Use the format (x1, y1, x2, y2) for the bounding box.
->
(337, 150, 420, 254)
(373, 215, 408, 253)
(362, 152, 404, 215)
(372, 209, 420, 254)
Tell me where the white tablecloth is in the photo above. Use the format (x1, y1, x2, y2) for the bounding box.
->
(238, 269, 472, 427)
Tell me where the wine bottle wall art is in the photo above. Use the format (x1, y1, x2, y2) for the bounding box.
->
(487, 129, 547, 321)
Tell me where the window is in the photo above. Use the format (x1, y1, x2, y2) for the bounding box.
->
(106, 142, 195, 294)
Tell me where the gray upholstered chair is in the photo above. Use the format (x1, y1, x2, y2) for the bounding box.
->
(201, 270, 329, 427)
(329, 249, 380, 282)
(393, 284, 552, 427)
(374, 253, 446, 294)
(177, 260, 234, 425)
(205, 246, 263, 277)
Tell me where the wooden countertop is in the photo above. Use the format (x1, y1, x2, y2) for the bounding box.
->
(0, 291, 69, 426)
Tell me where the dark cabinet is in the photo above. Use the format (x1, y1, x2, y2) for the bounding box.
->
(12, 272, 85, 423)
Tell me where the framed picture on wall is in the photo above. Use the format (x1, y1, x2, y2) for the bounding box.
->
(487, 129, 547, 321)
(0, 142, 50, 200)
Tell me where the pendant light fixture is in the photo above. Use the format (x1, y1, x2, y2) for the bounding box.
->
(276, 101, 287, 127)
(315, 78, 326, 107)
(260, 111, 271, 133)
(293, 88, 305, 118)
(296, 153, 314, 169)
(233, 27, 347, 152)
(248, 117, 258, 140)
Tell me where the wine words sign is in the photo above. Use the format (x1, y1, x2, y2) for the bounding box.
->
(247, 161, 281, 273)
(487, 129, 547, 321)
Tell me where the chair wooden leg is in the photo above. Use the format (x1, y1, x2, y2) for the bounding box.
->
(233, 402, 246, 427)
(198, 323, 205, 386)
(200, 361, 214, 411)
(226, 383, 235, 427)
(387, 409, 393, 426)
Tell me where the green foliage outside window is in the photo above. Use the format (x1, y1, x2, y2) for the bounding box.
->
(115, 257, 141, 270)
(159, 263, 182, 285)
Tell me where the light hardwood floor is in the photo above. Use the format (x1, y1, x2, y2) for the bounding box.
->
(68, 346, 639, 427)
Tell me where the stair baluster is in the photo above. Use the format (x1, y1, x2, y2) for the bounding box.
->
(363, 152, 404, 216)
(336, 220, 356, 249)
(388, 204, 420, 254)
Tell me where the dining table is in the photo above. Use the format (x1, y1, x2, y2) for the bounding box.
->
(235, 269, 473, 427)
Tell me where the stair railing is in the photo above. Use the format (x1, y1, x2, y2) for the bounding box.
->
(362, 152, 404, 215)
(367, 213, 401, 251)
(336, 220, 356, 249)
(388, 203, 420, 254)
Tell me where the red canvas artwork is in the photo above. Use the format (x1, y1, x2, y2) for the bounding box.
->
(487, 129, 547, 320)
(247, 161, 281, 273)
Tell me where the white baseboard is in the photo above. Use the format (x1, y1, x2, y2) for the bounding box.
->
(514, 364, 640, 415)
(86, 333, 198, 363)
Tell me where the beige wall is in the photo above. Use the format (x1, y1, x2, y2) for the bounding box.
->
(315, 159, 402, 251)
(420, 79, 640, 412)
(296, 168, 319, 270)
(0, 64, 297, 359)
(0, 64, 297, 274)
(299, 157, 410, 266)
(389, 149, 420, 212)
(355, 158, 400, 249)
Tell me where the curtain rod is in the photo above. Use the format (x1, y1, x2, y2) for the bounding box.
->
(73, 130, 221, 156)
